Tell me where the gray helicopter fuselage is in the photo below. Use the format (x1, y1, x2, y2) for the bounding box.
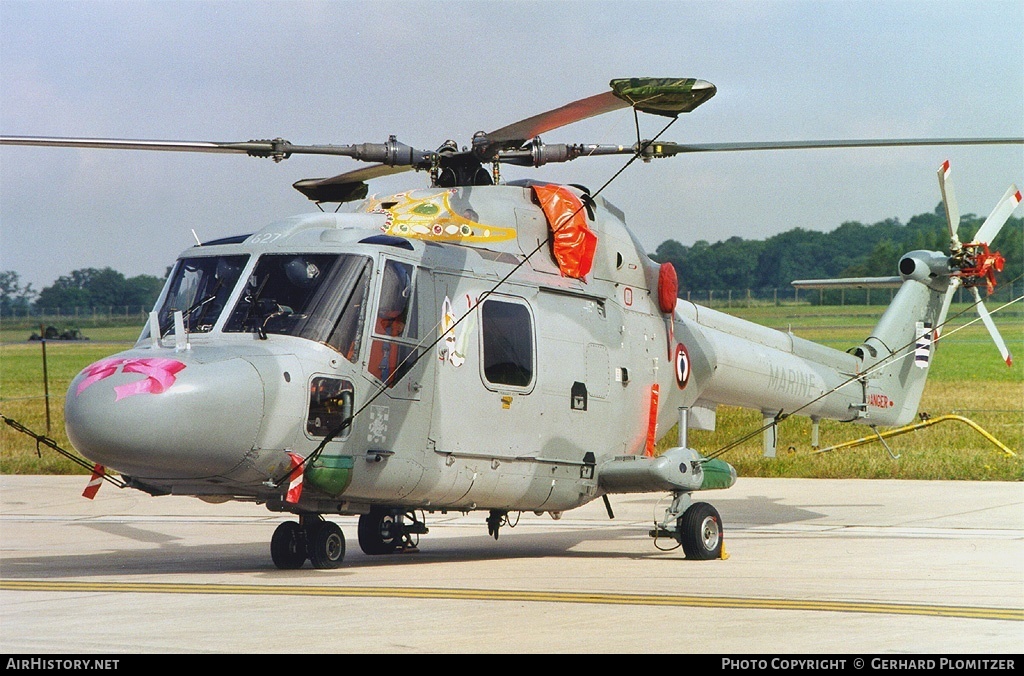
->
(64, 183, 945, 517)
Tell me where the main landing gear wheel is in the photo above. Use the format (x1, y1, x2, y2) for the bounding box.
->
(677, 502, 723, 560)
(358, 506, 403, 555)
(308, 519, 346, 569)
(271, 521, 306, 570)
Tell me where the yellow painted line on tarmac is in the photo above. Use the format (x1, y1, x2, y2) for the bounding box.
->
(2, 579, 1021, 621)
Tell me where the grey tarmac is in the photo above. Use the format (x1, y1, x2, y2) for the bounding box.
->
(0, 475, 1020, 654)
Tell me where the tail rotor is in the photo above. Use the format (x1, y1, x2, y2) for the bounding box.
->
(936, 161, 1020, 367)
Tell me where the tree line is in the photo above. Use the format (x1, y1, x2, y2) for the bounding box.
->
(1, 204, 1021, 315)
(0, 267, 164, 316)
(650, 205, 1022, 299)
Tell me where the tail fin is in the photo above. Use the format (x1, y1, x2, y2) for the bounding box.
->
(795, 255, 952, 427)
(850, 258, 953, 426)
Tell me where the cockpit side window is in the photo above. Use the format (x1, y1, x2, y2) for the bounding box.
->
(325, 258, 372, 361)
(373, 260, 417, 340)
(367, 260, 419, 386)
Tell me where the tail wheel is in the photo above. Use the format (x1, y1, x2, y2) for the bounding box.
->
(358, 506, 403, 555)
(308, 520, 346, 569)
(677, 502, 723, 560)
(270, 521, 307, 569)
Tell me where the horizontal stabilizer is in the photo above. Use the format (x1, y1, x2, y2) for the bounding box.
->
(792, 276, 903, 289)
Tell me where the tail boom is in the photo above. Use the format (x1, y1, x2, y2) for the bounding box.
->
(669, 261, 952, 433)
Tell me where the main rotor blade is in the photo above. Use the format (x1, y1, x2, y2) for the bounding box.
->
(651, 137, 1024, 155)
(298, 163, 413, 186)
(292, 164, 412, 202)
(0, 136, 434, 163)
(971, 287, 1013, 367)
(937, 160, 962, 251)
(485, 78, 718, 147)
(504, 135, 1024, 167)
(972, 184, 1022, 245)
(485, 91, 631, 145)
(0, 136, 256, 153)
(0, 136, 280, 155)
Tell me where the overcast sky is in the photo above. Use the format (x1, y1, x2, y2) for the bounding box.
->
(1, 0, 1022, 291)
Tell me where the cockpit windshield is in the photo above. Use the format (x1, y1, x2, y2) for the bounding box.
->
(148, 254, 249, 338)
(224, 253, 372, 360)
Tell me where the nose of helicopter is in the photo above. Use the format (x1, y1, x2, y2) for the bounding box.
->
(65, 351, 265, 479)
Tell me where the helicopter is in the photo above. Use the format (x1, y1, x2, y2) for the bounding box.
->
(2, 77, 1021, 569)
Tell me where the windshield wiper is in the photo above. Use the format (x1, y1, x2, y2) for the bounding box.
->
(162, 283, 222, 338)
(240, 275, 271, 339)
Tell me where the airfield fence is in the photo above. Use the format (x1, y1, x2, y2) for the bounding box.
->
(681, 281, 1019, 311)
(0, 281, 1019, 328)
(0, 305, 151, 331)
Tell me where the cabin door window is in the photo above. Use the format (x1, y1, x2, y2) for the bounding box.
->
(480, 297, 535, 391)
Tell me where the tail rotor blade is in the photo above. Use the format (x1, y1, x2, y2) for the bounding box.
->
(939, 277, 960, 336)
(971, 287, 1013, 367)
(937, 160, 961, 251)
(972, 184, 1022, 246)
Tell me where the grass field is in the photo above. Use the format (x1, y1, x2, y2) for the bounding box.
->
(1, 303, 1021, 480)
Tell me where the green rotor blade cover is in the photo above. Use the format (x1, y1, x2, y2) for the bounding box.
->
(699, 457, 737, 490)
(305, 454, 355, 497)
(609, 78, 717, 117)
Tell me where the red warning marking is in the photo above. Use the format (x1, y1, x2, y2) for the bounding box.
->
(867, 393, 895, 409)
(285, 452, 304, 504)
(82, 464, 105, 499)
(644, 384, 660, 457)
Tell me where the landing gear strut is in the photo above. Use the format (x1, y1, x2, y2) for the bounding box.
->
(486, 509, 506, 540)
(270, 515, 346, 569)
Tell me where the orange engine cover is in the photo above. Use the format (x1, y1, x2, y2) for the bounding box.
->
(532, 184, 598, 280)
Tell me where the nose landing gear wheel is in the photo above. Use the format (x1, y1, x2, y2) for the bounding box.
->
(358, 506, 402, 555)
(677, 502, 723, 560)
(271, 521, 307, 569)
(308, 520, 346, 569)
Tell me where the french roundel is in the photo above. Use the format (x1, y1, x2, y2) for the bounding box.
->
(674, 343, 691, 389)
